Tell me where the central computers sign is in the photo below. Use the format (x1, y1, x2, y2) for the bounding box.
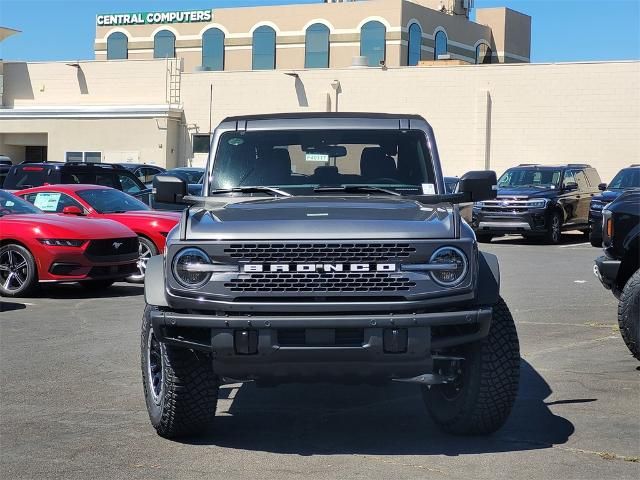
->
(96, 10, 213, 26)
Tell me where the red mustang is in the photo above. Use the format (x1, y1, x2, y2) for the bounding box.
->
(0, 190, 139, 297)
(16, 185, 180, 282)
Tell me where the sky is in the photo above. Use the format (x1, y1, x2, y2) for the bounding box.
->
(0, 0, 638, 63)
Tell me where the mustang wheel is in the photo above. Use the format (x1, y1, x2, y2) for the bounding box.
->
(618, 270, 640, 360)
(127, 237, 157, 283)
(423, 298, 520, 435)
(0, 244, 38, 298)
(141, 305, 219, 438)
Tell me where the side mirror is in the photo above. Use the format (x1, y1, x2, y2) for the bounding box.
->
(563, 182, 578, 191)
(153, 175, 187, 205)
(62, 205, 83, 215)
(598, 183, 607, 191)
(458, 170, 497, 202)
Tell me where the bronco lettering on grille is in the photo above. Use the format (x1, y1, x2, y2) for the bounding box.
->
(243, 263, 396, 273)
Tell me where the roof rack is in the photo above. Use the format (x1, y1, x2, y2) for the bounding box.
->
(567, 163, 591, 168)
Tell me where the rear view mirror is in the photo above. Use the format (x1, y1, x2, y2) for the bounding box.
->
(62, 206, 83, 215)
(598, 183, 607, 191)
(458, 171, 497, 203)
(154, 175, 187, 204)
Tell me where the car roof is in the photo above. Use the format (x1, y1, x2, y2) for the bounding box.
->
(509, 164, 592, 169)
(17, 184, 111, 194)
(222, 112, 426, 122)
(12, 162, 127, 170)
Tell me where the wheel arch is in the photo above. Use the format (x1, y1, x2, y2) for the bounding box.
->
(476, 251, 500, 305)
(0, 239, 42, 277)
(617, 237, 639, 291)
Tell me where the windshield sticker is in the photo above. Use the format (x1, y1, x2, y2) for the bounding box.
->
(5, 201, 15, 207)
(305, 153, 329, 162)
(33, 193, 61, 211)
(422, 183, 435, 195)
(228, 138, 244, 146)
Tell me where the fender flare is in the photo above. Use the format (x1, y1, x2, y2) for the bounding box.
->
(144, 255, 169, 307)
(477, 251, 500, 305)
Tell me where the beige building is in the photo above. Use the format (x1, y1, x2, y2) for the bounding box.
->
(1, 57, 638, 182)
(94, 0, 531, 71)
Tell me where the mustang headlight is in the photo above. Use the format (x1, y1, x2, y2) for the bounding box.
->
(429, 246, 468, 287)
(38, 239, 85, 247)
(172, 248, 212, 288)
(526, 199, 548, 208)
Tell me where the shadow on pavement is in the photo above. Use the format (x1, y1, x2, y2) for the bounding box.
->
(487, 232, 591, 247)
(181, 359, 578, 456)
(0, 301, 27, 313)
(38, 283, 143, 300)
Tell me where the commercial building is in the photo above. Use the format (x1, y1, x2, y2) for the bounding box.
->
(94, 0, 531, 70)
(1, 2, 639, 181)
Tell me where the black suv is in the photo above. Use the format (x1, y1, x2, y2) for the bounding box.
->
(594, 190, 640, 359)
(3, 162, 152, 204)
(472, 164, 602, 244)
(588, 165, 640, 247)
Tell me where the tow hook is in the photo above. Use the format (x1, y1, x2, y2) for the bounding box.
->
(393, 355, 463, 385)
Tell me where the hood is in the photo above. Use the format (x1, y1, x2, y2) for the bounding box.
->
(3, 214, 136, 239)
(185, 196, 457, 240)
(107, 210, 181, 223)
(593, 190, 622, 203)
(496, 186, 558, 199)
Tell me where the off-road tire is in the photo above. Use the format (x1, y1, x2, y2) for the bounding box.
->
(544, 211, 562, 245)
(141, 305, 219, 438)
(423, 298, 520, 435)
(589, 231, 602, 248)
(618, 270, 640, 360)
(476, 233, 493, 243)
(0, 244, 38, 298)
(80, 279, 115, 290)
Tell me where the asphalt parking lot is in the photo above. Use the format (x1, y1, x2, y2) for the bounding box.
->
(1, 233, 638, 480)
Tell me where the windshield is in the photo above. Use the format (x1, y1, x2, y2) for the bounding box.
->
(165, 169, 204, 184)
(209, 130, 435, 195)
(0, 189, 42, 216)
(76, 188, 149, 213)
(608, 168, 640, 190)
(498, 169, 562, 189)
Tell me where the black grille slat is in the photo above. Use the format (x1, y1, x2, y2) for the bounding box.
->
(224, 271, 416, 293)
(223, 243, 416, 263)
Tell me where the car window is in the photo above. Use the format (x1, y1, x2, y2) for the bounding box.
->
(5, 166, 48, 189)
(23, 192, 84, 214)
(140, 167, 161, 184)
(572, 170, 589, 191)
(585, 168, 602, 187)
(609, 169, 640, 189)
(562, 170, 576, 187)
(118, 173, 143, 194)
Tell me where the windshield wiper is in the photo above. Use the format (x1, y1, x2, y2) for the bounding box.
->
(313, 185, 402, 196)
(208, 186, 291, 197)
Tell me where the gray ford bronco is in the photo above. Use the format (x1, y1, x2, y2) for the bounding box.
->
(143, 113, 520, 439)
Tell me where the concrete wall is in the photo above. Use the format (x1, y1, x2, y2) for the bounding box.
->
(180, 61, 640, 181)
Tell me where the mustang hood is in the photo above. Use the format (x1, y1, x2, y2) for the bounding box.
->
(185, 196, 457, 240)
(4, 214, 136, 239)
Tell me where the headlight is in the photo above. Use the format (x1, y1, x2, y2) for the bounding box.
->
(429, 246, 468, 287)
(526, 199, 548, 208)
(38, 239, 85, 247)
(172, 248, 212, 288)
(590, 201, 604, 211)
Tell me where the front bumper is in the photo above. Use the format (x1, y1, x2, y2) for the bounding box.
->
(472, 209, 548, 235)
(593, 255, 620, 291)
(149, 307, 492, 382)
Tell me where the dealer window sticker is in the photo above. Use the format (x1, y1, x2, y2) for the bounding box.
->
(33, 192, 62, 212)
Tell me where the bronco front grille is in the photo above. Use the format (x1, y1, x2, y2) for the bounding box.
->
(224, 272, 416, 293)
(223, 243, 416, 263)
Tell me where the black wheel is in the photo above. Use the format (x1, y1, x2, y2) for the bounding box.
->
(475, 233, 493, 243)
(423, 298, 520, 435)
(81, 279, 115, 290)
(127, 236, 157, 283)
(544, 211, 562, 244)
(618, 270, 640, 360)
(589, 231, 602, 248)
(141, 305, 219, 439)
(0, 244, 38, 297)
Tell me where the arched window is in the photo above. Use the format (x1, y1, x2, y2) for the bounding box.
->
(407, 23, 422, 66)
(305, 23, 330, 68)
(434, 30, 448, 60)
(360, 21, 386, 67)
(476, 43, 492, 64)
(154, 30, 176, 58)
(106, 32, 128, 60)
(202, 28, 225, 71)
(252, 26, 276, 70)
